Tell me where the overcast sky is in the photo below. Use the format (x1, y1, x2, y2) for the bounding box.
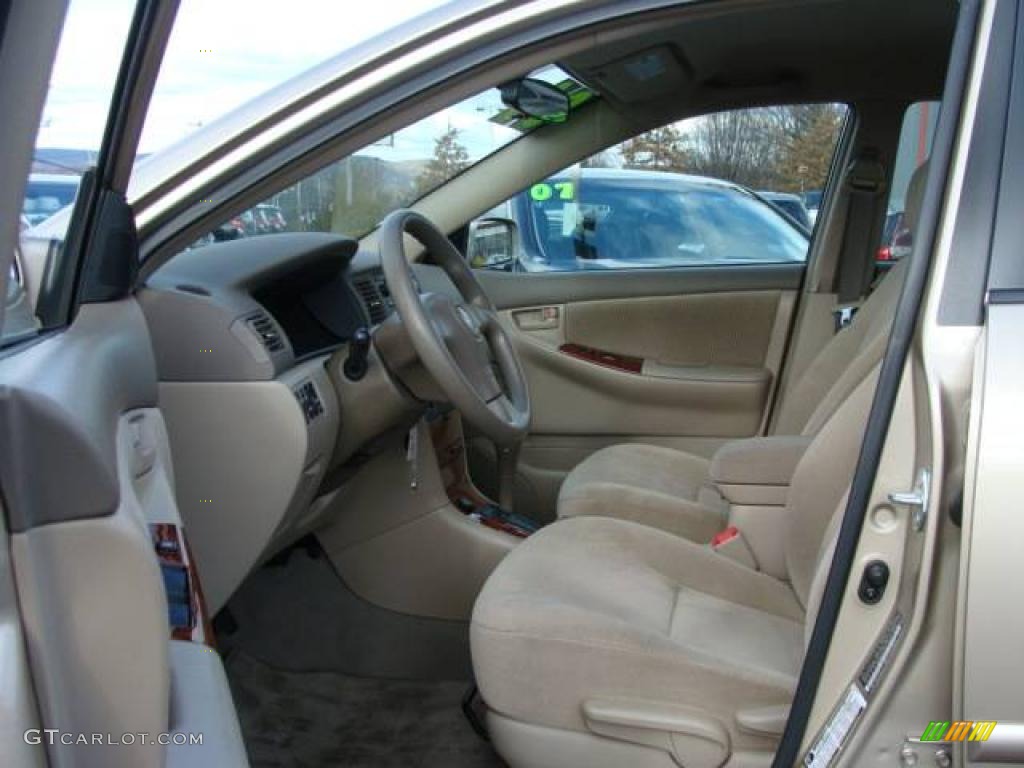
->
(37, 0, 455, 154)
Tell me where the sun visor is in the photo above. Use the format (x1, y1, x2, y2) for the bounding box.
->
(580, 45, 691, 104)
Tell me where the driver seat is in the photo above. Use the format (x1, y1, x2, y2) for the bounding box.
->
(555, 162, 928, 541)
(471, 358, 880, 767)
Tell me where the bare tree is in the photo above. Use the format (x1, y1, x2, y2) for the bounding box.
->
(768, 104, 844, 192)
(684, 104, 844, 191)
(621, 125, 688, 172)
(685, 109, 778, 188)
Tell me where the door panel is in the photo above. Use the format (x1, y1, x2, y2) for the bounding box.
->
(0, 302, 168, 768)
(470, 266, 801, 520)
(0, 502, 45, 768)
(505, 290, 790, 436)
(0, 301, 248, 768)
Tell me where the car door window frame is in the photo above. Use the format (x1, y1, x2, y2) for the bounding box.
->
(468, 104, 850, 274)
(772, 0, 986, 762)
(0, 1, 69, 343)
(1, 0, 177, 351)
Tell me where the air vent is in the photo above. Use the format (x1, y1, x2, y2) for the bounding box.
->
(246, 311, 285, 354)
(352, 270, 392, 325)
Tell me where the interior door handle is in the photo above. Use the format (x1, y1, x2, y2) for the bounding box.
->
(512, 306, 560, 331)
(130, 416, 157, 478)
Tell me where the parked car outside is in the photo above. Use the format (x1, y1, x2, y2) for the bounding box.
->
(803, 188, 823, 223)
(254, 204, 287, 233)
(214, 216, 247, 241)
(474, 168, 809, 272)
(214, 205, 286, 242)
(756, 190, 813, 230)
(877, 210, 914, 263)
(22, 173, 80, 227)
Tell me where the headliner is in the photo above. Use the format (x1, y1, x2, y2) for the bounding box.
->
(563, 0, 958, 114)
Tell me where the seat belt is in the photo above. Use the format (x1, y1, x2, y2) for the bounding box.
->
(833, 149, 886, 331)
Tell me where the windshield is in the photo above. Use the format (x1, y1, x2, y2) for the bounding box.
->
(22, 0, 466, 241)
(519, 173, 809, 270)
(197, 68, 594, 246)
(138, 0, 452, 155)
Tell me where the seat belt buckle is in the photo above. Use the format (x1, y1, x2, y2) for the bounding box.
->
(833, 304, 859, 331)
(711, 526, 758, 570)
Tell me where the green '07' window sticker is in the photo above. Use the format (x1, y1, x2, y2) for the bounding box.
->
(530, 181, 575, 202)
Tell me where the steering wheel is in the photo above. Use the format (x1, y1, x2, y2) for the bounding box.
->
(378, 209, 530, 447)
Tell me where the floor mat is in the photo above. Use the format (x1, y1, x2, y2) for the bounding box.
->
(226, 651, 504, 768)
(225, 544, 473, 681)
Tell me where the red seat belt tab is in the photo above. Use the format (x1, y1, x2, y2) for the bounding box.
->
(711, 525, 740, 548)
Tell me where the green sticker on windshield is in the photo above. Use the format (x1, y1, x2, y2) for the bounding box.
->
(530, 181, 575, 202)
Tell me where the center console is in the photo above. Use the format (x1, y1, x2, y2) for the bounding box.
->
(430, 410, 540, 538)
(709, 435, 812, 578)
(315, 410, 535, 621)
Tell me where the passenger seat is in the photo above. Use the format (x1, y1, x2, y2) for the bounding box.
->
(555, 161, 928, 541)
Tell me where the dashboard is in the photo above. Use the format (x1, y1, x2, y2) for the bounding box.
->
(137, 232, 416, 612)
(140, 233, 396, 382)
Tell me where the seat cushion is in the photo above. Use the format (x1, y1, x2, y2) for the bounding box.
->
(557, 444, 726, 541)
(471, 517, 805, 754)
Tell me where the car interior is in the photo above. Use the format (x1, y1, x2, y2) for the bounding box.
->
(1, 0, 980, 766)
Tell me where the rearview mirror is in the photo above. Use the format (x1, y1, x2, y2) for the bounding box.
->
(500, 78, 570, 124)
(467, 217, 519, 271)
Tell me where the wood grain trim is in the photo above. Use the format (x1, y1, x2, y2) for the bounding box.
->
(559, 343, 643, 374)
(182, 532, 216, 646)
(151, 523, 215, 647)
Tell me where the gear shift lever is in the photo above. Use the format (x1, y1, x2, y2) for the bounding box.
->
(462, 439, 538, 536)
(343, 327, 371, 381)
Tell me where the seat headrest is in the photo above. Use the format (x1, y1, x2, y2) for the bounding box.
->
(903, 160, 929, 232)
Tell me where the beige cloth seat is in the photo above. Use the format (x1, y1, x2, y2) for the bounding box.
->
(556, 268, 901, 540)
(471, 360, 880, 768)
(556, 162, 928, 539)
(555, 442, 728, 541)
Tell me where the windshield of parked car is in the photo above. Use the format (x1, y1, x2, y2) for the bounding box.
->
(22, 175, 82, 227)
(195, 67, 596, 246)
(519, 172, 808, 270)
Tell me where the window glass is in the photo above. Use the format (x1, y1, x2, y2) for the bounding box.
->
(7, 0, 134, 346)
(877, 101, 939, 264)
(138, 0, 451, 156)
(518, 172, 808, 270)
(470, 104, 848, 272)
(193, 68, 595, 246)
